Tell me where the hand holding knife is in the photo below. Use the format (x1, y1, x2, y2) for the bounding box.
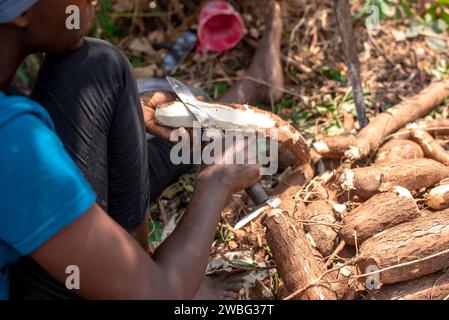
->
(165, 76, 281, 228)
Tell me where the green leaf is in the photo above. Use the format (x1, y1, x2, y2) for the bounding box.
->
(274, 99, 295, 114)
(399, 0, 414, 18)
(229, 259, 257, 269)
(148, 220, 164, 244)
(322, 66, 347, 84)
(212, 82, 228, 100)
(325, 123, 345, 136)
(379, 0, 395, 17)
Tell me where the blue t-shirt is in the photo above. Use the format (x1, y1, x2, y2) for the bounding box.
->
(0, 91, 96, 300)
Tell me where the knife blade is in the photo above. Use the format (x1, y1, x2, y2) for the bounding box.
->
(166, 76, 220, 130)
(233, 197, 281, 230)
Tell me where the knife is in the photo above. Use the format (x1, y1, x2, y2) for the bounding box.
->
(165, 76, 271, 207)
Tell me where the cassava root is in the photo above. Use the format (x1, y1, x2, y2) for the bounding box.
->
(340, 158, 449, 200)
(358, 209, 449, 285)
(345, 79, 449, 160)
(340, 187, 420, 246)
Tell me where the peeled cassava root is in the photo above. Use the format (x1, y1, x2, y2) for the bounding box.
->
(368, 271, 449, 300)
(357, 209, 449, 285)
(155, 101, 310, 165)
(340, 158, 449, 200)
(345, 79, 449, 160)
(374, 139, 424, 163)
(340, 187, 420, 246)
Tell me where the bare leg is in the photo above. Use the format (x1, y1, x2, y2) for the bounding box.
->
(219, 1, 284, 105)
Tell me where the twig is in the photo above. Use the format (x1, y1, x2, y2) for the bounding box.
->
(323, 240, 346, 270)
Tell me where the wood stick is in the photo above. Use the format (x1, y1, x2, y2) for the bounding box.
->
(335, 0, 367, 128)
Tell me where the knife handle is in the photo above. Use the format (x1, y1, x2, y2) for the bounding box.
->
(245, 183, 269, 206)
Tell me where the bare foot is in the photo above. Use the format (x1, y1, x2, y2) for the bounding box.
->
(219, 1, 284, 106)
(194, 273, 244, 300)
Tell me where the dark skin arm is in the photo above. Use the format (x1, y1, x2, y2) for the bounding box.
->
(31, 160, 260, 300)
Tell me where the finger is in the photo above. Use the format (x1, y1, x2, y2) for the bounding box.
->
(140, 91, 177, 109)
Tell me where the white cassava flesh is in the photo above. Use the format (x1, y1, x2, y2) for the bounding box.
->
(157, 101, 296, 141)
(426, 183, 449, 210)
(155, 101, 311, 165)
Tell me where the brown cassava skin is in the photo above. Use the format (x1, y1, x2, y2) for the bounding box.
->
(264, 210, 338, 300)
(341, 159, 449, 200)
(375, 139, 424, 163)
(340, 191, 420, 246)
(313, 135, 356, 159)
(358, 209, 449, 285)
(368, 272, 449, 300)
(346, 79, 449, 160)
(328, 266, 358, 300)
(303, 201, 339, 256)
(410, 129, 449, 166)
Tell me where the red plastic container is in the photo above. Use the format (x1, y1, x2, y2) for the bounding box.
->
(197, 1, 245, 53)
